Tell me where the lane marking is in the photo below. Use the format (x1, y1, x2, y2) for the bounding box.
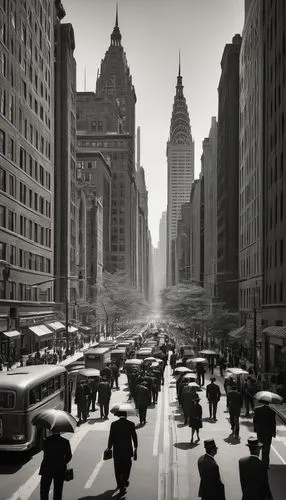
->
(153, 390, 163, 456)
(6, 425, 91, 500)
(157, 453, 164, 500)
(84, 459, 104, 489)
(271, 443, 286, 465)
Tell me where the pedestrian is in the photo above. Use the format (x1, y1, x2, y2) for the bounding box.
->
(74, 380, 90, 423)
(150, 374, 159, 404)
(135, 381, 149, 425)
(181, 386, 196, 425)
(197, 439, 226, 500)
(87, 377, 99, 412)
(253, 400, 276, 468)
(101, 363, 112, 384)
(110, 362, 120, 389)
(196, 363, 206, 387)
(209, 357, 214, 375)
(239, 436, 273, 500)
(107, 410, 138, 495)
(189, 395, 203, 443)
(245, 377, 258, 416)
(39, 430, 72, 500)
(227, 383, 242, 438)
(98, 376, 112, 419)
(206, 376, 221, 421)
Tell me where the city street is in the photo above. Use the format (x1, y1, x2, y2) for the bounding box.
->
(0, 360, 286, 500)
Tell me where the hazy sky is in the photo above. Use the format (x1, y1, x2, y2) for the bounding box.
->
(64, 0, 244, 246)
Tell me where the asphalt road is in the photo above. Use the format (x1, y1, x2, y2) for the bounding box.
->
(1, 362, 286, 500)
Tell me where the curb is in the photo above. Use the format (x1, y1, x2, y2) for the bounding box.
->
(273, 406, 286, 424)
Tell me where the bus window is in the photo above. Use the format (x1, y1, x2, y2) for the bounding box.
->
(29, 386, 40, 405)
(48, 378, 54, 395)
(54, 376, 60, 390)
(40, 382, 48, 400)
(0, 391, 15, 409)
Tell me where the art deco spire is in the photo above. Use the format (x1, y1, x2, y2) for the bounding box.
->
(169, 55, 192, 145)
(111, 3, 122, 46)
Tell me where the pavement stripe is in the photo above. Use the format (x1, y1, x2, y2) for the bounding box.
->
(157, 453, 164, 500)
(153, 389, 163, 456)
(84, 459, 105, 489)
(271, 442, 286, 465)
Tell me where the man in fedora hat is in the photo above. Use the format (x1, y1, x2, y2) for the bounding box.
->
(197, 439, 226, 500)
(206, 376, 221, 421)
(239, 436, 273, 499)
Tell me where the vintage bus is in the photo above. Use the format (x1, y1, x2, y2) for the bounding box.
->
(0, 365, 68, 452)
(84, 347, 111, 371)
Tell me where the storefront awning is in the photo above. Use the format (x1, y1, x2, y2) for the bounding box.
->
(68, 326, 78, 334)
(1, 330, 21, 340)
(262, 326, 286, 339)
(228, 325, 246, 339)
(29, 325, 53, 337)
(47, 321, 65, 332)
(80, 326, 91, 332)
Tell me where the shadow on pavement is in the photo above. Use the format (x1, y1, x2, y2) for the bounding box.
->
(0, 451, 32, 474)
(88, 418, 104, 424)
(269, 464, 286, 500)
(239, 420, 253, 429)
(224, 435, 241, 445)
(78, 489, 117, 500)
(174, 441, 190, 450)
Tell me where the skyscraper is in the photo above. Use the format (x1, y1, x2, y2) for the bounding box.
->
(166, 58, 194, 286)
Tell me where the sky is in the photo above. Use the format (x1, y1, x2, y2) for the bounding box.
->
(63, 0, 244, 246)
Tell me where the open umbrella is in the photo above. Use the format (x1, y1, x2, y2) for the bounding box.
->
(150, 362, 160, 368)
(226, 367, 249, 375)
(110, 403, 138, 416)
(187, 382, 202, 391)
(199, 349, 217, 356)
(32, 409, 77, 433)
(143, 357, 158, 363)
(254, 391, 283, 405)
(124, 359, 142, 365)
(182, 372, 197, 380)
(77, 368, 100, 378)
(189, 357, 208, 364)
(174, 367, 193, 375)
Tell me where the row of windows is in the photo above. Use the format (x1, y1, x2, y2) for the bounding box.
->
(0, 279, 52, 302)
(265, 239, 284, 269)
(0, 240, 51, 272)
(0, 168, 51, 216)
(29, 376, 62, 406)
(0, 207, 51, 248)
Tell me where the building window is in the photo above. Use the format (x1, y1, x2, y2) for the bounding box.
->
(9, 245, 16, 265)
(7, 137, 15, 161)
(0, 168, 6, 191)
(0, 49, 6, 77)
(8, 210, 15, 231)
(280, 282, 283, 302)
(0, 129, 5, 154)
(9, 174, 15, 197)
(0, 205, 6, 227)
(0, 87, 6, 115)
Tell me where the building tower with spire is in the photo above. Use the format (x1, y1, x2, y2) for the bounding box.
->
(76, 8, 138, 286)
(166, 58, 194, 286)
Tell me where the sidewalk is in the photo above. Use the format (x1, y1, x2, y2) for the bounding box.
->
(208, 367, 286, 425)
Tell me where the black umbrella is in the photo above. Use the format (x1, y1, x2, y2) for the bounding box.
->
(32, 409, 77, 433)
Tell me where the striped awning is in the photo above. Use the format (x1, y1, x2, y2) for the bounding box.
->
(228, 325, 246, 339)
(262, 326, 286, 339)
(29, 325, 53, 337)
(1, 330, 21, 340)
(47, 321, 65, 332)
(68, 326, 78, 334)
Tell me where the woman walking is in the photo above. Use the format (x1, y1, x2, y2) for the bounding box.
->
(189, 395, 203, 444)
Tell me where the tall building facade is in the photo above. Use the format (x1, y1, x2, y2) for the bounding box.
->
(190, 179, 203, 284)
(239, 3, 263, 335)
(175, 202, 191, 284)
(54, 12, 78, 321)
(0, 0, 57, 351)
(153, 210, 166, 310)
(166, 62, 194, 286)
(136, 166, 149, 301)
(217, 35, 241, 311)
(202, 117, 217, 297)
(262, 0, 286, 327)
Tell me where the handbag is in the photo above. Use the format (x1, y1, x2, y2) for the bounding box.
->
(65, 468, 74, 482)
(103, 448, 112, 460)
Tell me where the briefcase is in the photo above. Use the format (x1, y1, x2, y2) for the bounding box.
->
(65, 468, 74, 481)
(103, 448, 112, 460)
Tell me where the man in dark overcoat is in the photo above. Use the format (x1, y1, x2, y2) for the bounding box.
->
(227, 384, 242, 438)
(98, 377, 112, 419)
(107, 411, 138, 495)
(75, 380, 90, 423)
(206, 376, 221, 420)
(135, 381, 149, 425)
(239, 436, 273, 499)
(39, 431, 72, 500)
(253, 401, 276, 468)
(197, 439, 226, 500)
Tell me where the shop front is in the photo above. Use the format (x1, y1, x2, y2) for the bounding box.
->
(28, 324, 54, 352)
(0, 330, 21, 362)
(46, 321, 65, 349)
(262, 326, 286, 373)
